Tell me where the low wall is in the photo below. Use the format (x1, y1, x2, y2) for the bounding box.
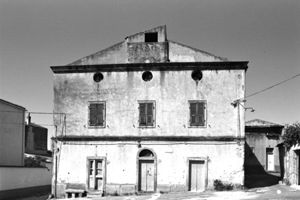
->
(0, 166, 52, 200)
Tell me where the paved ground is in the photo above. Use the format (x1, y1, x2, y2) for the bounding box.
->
(14, 184, 300, 200)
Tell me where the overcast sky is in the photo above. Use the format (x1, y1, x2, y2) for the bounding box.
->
(0, 0, 299, 129)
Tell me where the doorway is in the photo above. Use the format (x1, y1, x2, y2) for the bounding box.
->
(188, 159, 206, 192)
(87, 157, 106, 192)
(266, 148, 275, 171)
(137, 149, 156, 192)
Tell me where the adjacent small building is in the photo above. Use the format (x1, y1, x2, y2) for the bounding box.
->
(0, 100, 52, 200)
(284, 144, 300, 185)
(51, 25, 248, 198)
(0, 99, 26, 166)
(25, 123, 48, 156)
(245, 119, 284, 187)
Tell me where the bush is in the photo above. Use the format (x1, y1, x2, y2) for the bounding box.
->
(24, 156, 45, 167)
(213, 179, 233, 191)
(282, 122, 300, 150)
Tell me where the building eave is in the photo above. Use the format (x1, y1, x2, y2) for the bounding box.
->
(53, 135, 245, 142)
(51, 61, 248, 74)
(0, 99, 26, 111)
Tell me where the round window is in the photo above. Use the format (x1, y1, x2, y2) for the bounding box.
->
(142, 71, 153, 81)
(93, 72, 103, 82)
(191, 70, 203, 81)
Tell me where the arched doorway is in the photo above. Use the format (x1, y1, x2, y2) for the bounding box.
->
(137, 148, 157, 192)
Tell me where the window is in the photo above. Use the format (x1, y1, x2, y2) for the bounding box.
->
(93, 72, 104, 82)
(139, 101, 155, 127)
(191, 70, 203, 81)
(189, 101, 206, 127)
(142, 71, 153, 81)
(34, 132, 47, 150)
(145, 32, 158, 42)
(88, 102, 106, 128)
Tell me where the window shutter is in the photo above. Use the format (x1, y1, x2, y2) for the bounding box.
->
(89, 103, 105, 127)
(190, 103, 197, 125)
(189, 101, 206, 126)
(139, 102, 154, 126)
(139, 103, 146, 126)
(198, 102, 205, 126)
(89, 104, 97, 126)
(98, 104, 104, 126)
(147, 103, 153, 115)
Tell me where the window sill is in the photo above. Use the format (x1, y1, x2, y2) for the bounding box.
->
(138, 126, 156, 129)
(188, 125, 207, 128)
(88, 126, 106, 129)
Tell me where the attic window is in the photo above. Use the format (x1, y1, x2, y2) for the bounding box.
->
(93, 72, 103, 82)
(145, 32, 158, 42)
(191, 70, 203, 81)
(142, 71, 153, 81)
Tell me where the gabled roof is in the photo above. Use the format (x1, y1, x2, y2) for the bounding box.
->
(246, 119, 284, 128)
(65, 25, 230, 66)
(0, 99, 26, 111)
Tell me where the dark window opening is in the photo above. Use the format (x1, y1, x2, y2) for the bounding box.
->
(93, 72, 104, 83)
(191, 70, 203, 81)
(89, 102, 105, 127)
(145, 32, 158, 42)
(34, 133, 47, 150)
(139, 149, 154, 157)
(189, 101, 206, 127)
(139, 101, 155, 127)
(142, 71, 153, 81)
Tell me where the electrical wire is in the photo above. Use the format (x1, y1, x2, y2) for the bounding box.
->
(245, 72, 300, 100)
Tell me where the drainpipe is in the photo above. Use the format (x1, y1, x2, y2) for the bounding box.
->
(237, 102, 241, 138)
(55, 152, 58, 197)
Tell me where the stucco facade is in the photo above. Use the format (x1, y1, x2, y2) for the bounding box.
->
(51, 26, 247, 198)
(0, 99, 26, 166)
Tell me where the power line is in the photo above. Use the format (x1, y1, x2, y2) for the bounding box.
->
(245, 72, 300, 99)
(233, 72, 300, 104)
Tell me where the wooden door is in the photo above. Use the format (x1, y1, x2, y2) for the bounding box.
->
(139, 160, 154, 192)
(88, 159, 104, 191)
(189, 160, 205, 192)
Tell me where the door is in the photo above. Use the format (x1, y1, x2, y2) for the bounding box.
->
(88, 159, 104, 191)
(139, 160, 154, 192)
(189, 160, 205, 192)
(266, 148, 275, 171)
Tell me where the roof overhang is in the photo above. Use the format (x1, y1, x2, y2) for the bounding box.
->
(51, 61, 248, 74)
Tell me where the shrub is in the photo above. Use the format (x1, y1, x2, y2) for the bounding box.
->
(213, 179, 233, 191)
(282, 122, 300, 150)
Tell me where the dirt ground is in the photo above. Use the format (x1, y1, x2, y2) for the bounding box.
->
(13, 184, 300, 200)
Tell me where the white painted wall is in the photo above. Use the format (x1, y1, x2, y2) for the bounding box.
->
(0, 167, 52, 191)
(56, 141, 244, 188)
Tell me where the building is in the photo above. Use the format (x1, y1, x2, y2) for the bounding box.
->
(0, 100, 52, 199)
(0, 99, 26, 166)
(51, 25, 248, 198)
(25, 123, 48, 156)
(284, 145, 300, 185)
(244, 119, 284, 188)
(283, 123, 300, 186)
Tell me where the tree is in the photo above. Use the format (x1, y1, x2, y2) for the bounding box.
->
(282, 122, 300, 150)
